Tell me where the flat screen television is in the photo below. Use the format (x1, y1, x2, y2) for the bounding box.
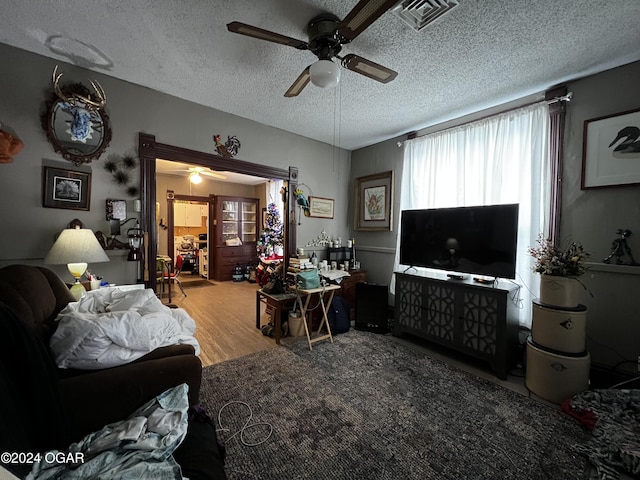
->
(399, 204, 519, 279)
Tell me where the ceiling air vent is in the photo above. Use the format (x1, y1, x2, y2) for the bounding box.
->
(392, 0, 460, 32)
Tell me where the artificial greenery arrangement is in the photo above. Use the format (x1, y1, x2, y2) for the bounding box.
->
(528, 234, 590, 277)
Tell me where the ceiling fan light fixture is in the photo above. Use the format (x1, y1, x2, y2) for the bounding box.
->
(309, 59, 341, 88)
(189, 171, 202, 184)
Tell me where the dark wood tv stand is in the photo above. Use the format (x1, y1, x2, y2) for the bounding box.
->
(394, 271, 519, 379)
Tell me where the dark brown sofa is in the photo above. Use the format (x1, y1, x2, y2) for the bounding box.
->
(0, 265, 202, 450)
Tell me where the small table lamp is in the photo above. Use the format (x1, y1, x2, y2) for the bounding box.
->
(45, 227, 110, 300)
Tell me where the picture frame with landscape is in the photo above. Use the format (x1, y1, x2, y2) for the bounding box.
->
(308, 196, 334, 219)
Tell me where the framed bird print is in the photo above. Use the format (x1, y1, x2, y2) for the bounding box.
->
(354, 170, 393, 231)
(582, 107, 640, 189)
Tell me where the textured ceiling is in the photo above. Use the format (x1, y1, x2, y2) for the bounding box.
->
(2, 0, 640, 150)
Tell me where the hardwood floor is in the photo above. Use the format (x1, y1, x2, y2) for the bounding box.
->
(165, 275, 277, 367)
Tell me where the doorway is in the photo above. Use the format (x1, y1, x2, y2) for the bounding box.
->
(167, 194, 210, 283)
(138, 132, 298, 292)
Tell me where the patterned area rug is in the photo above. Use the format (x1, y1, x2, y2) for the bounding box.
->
(199, 330, 590, 480)
(567, 389, 640, 479)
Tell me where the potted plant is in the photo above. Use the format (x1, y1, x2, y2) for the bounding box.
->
(528, 234, 590, 308)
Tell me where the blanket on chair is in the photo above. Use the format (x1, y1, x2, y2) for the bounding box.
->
(50, 288, 200, 369)
(29, 384, 190, 480)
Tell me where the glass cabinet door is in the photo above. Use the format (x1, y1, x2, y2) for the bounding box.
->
(221, 200, 239, 242)
(241, 201, 257, 244)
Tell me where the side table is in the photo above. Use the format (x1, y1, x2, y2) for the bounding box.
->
(296, 284, 341, 350)
(255, 289, 297, 345)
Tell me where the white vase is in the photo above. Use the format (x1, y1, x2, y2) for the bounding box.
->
(539, 275, 580, 308)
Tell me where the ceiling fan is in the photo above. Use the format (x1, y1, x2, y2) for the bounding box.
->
(227, 0, 399, 97)
(186, 167, 227, 184)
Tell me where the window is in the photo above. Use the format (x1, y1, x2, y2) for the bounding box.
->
(393, 102, 550, 326)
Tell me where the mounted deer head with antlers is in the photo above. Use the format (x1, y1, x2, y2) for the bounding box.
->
(42, 66, 112, 165)
(51, 65, 107, 143)
(52, 65, 106, 111)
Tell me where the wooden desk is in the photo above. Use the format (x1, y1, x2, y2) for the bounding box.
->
(256, 289, 297, 345)
(334, 270, 366, 321)
(296, 284, 341, 350)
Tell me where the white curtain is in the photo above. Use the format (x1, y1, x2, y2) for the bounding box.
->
(267, 179, 285, 220)
(392, 102, 550, 326)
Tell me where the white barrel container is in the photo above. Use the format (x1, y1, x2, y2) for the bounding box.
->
(538, 275, 581, 308)
(525, 339, 590, 404)
(531, 300, 587, 353)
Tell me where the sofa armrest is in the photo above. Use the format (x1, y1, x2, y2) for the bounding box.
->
(134, 343, 196, 362)
(57, 344, 198, 379)
(58, 354, 202, 442)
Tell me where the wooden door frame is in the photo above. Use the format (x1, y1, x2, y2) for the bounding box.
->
(138, 133, 297, 290)
(167, 193, 211, 277)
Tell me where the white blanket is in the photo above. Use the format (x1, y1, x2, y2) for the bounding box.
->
(50, 288, 200, 369)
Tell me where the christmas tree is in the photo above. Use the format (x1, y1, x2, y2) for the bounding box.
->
(258, 202, 284, 257)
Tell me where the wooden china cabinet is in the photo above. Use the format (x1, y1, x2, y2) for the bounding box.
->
(212, 196, 259, 281)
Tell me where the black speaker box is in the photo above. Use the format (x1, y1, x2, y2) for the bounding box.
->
(355, 283, 389, 334)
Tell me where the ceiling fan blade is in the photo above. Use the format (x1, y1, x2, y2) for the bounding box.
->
(284, 67, 311, 97)
(202, 170, 227, 180)
(187, 167, 227, 180)
(341, 54, 397, 83)
(338, 0, 400, 42)
(227, 22, 308, 50)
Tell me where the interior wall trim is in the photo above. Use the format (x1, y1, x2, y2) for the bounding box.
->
(356, 245, 396, 254)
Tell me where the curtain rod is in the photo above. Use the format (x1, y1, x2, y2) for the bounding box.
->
(397, 91, 573, 147)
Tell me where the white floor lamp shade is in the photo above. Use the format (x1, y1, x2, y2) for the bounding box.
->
(45, 228, 110, 300)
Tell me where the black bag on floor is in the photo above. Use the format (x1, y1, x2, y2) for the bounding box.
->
(327, 296, 350, 334)
(173, 405, 227, 480)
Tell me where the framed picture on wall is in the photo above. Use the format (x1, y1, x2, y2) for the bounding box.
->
(308, 196, 334, 219)
(581, 107, 640, 189)
(106, 198, 127, 220)
(354, 170, 393, 231)
(43, 166, 91, 210)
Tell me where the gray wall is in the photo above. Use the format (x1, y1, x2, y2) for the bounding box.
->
(349, 136, 404, 292)
(561, 61, 640, 375)
(350, 60, 640, 374)
(0, 43, 351, 284)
